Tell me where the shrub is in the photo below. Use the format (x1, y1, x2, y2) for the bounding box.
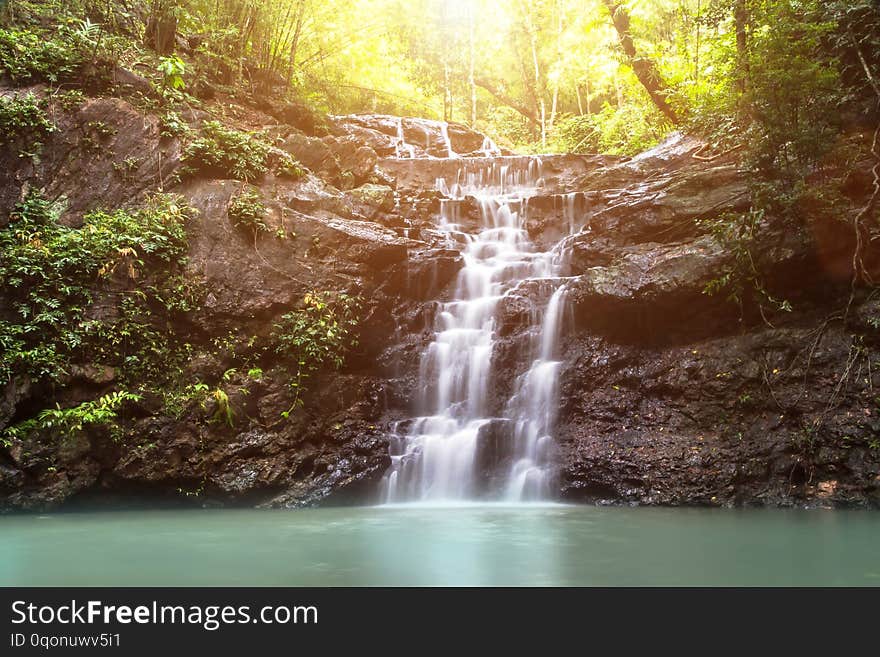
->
(56, 89, 86, 112)
(183, 120, 270, 181)
(159, 109, 191, 138)
(275, 152, 306, 179)
(157, 54, 186, 93)
(700, 208, 792, 322)
(0, 27, 84, 84)
(1, 391, 141, 446)
(271, 292, 361, 417)
(0, 191, 197, 386)
(0, 93, 55, 146)
(209, 388, 234, 427)
(228, 187, 268, 234)
(548, 114, 598, 154)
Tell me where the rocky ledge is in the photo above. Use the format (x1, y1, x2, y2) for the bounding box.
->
(1, 98, 878, 510)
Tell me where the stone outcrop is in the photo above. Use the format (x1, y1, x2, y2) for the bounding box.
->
(1, 90, 878, 511)
(0, 90, 180, 225)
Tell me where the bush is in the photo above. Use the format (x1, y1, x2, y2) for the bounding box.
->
(0, 191, 197, 385)
(228, 187, 268, 234)
(0, 27, 84, 84)
(271, 292, 361, 417)
(159, 109, 191, 138)
(183, 120, 271, 181)
(483, 105, 534, 150)
(275, 152, 306, 179)
(0, 92, 55, 146)
(547, 114, 598, 154)
(56, 89, 86, 112)
(1, 391, 141, 446)
(700, 208, 792, 322)
(589, 102, 666, 156)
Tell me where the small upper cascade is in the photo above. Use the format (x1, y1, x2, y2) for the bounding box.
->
(479, 136, 503, 158)
(438, 122, 457, 159)
(434, 157, 544, 200)
(380, 148, 584, 505)
(394, 117, 417, 159)
(331, 113, 506, 159)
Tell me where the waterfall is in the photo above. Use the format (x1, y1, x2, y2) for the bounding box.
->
(438, 122, 458, 159)
(479, 136, 502, 157)
(394, 118, 416, 158)
(392, 117, 458, 158)
(380, 156, 578, 504)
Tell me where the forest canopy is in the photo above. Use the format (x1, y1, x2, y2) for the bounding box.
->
(117, 0, 879, 157)
(2, 0, 877, 158)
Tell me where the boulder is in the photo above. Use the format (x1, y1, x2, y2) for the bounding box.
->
(348, 183, 395, 218)
(281, 131, 338, 177)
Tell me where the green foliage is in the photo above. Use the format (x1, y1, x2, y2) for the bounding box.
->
(483, 106, 533, 151)
(183, 120, 270, 181)
(271, 292, 361, 418)
(0, 0, 871, 162)
(159, 109, 191, 138)
(56, 89, 85, 112)
(740, 6, 841, 180)
(0, 92, 55, 147)
(1, 391, 140, 446)
(0, 191, 197, 386)
(209, 388, 234, 427)
(160, 381, 209, 419)
(157, 54, 186, 91)
(191, 26, 240, 86)
(701, 208, 792, 321)
(680, 1, 846, 180)
(276, 153, 306, 179)
(182, 120, 302, 181)
(0, 27, 84, 83)
(228, 187, 268, 234)
(545, 113, 596, 154)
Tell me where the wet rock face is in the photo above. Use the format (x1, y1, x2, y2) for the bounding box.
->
(0, 94, 418, 511)
(110, 373, 391, 509)
(556, 323, 880, 508)
(329, 114, 495, 158)
(538, 134, 880, 507)
(1, 95, 878, 511)
(181, 177, 409, 327)
(0, 88, 180, 225)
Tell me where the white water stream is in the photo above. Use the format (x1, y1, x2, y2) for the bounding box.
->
(381, 142, 584, 503)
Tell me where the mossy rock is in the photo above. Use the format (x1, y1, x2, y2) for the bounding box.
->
(349, 183, 395, 213)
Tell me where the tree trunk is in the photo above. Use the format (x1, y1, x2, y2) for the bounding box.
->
(529, 20, 546, 146)
(475, 76, 539, 126)
(694, 0, 702, 84)
(601, 0, 679, 124)
(734, 0, 749, 96)
(549, 0, 564, 133)
(468, 3, 477, 127)
(286, 0, 307, 87)
(585, 78, 591, 115)
(144, 1, 177, 55)
(443, 59, 451, 122)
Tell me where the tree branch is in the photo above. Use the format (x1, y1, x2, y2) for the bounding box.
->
(474, 76, 538, 126)
(601, 0, 680, 125)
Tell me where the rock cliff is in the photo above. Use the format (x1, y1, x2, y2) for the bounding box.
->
(1, 99, 878, 510)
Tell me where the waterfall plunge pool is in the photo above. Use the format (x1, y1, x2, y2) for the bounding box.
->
(2, 505, 879, 586)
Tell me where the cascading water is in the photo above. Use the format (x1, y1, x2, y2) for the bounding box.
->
(438, 122, 457, 158)
(380, 156, 581, 504)
(393, 117, 458, 159)
(394, 118, 416, 159)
